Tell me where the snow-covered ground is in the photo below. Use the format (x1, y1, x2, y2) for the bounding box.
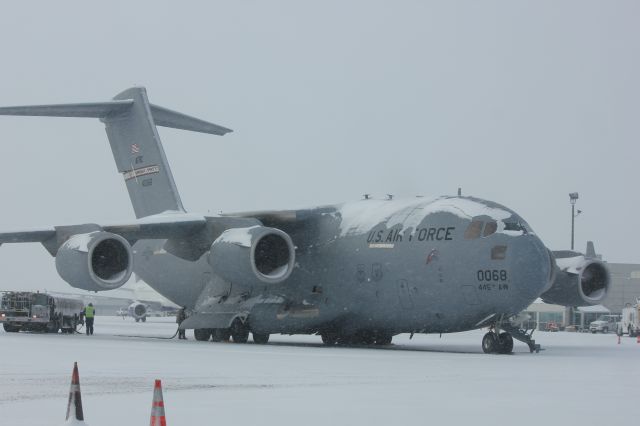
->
(1, 316, 637, 426)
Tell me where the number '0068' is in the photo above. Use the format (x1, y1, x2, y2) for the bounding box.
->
(477, 270, 507, 281)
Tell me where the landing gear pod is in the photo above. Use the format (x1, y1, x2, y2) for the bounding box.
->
(208, 226, 295, 285)
(55, 231, 133, 291)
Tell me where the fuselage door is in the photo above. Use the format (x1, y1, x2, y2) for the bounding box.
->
(397, 279, 414, 309)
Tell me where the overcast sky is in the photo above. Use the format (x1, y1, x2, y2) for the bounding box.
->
(0, 1, 638, 292)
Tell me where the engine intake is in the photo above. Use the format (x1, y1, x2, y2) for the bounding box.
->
(55, 231, 133, 291)
(128, 302, 148, 321)
(208, 226, 295, 285)
(541, 253, 610, 306)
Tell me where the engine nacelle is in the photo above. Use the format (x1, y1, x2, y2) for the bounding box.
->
(55, 231, 133, 292)
(128, 301, 148, 321)
(541, 253, 610, 306)
(208, 226, 295, 285)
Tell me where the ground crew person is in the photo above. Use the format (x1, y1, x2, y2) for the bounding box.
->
(83, 303, 95, 335)
(176, 307, 187, 340)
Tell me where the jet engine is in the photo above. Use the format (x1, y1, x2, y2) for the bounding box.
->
(540, 252, 610, 306)
(128, 301, 148, 322)
(208, 226, 295, 285)
(55, 231, 133, 292)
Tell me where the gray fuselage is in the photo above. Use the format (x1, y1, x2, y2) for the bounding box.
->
(134, 196, 552, 337)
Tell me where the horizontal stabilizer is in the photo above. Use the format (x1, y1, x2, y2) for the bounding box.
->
(0, 94, 232, 136)
(0, 100, 133, 118)
(150, 104, 232, 135)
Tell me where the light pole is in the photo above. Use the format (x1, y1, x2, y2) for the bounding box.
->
(569, 192, 580, 250)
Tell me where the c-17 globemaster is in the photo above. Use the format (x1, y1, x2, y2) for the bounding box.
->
(0, 87, 610, 353)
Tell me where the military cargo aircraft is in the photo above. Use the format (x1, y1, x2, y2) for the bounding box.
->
(0, 87, 610, 353)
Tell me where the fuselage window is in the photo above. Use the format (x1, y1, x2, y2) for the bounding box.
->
(483, 221, 497, 237)
(464, 221, 483, 239)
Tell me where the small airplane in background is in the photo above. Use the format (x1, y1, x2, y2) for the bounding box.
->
(0, 87, 610, 353)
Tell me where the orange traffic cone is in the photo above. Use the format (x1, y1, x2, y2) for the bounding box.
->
(65, 362, 87, 424)
(637, 334, 640, 344)
(150, 379, 167, 426)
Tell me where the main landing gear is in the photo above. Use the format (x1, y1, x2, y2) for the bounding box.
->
(193, 319, 270, 344)
(482, 318, 541, 354)
(320, 330, 393, 346)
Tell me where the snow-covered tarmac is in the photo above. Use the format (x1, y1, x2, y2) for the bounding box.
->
(1, 316, 637, 425)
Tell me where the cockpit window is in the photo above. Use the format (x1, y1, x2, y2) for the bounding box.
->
(483, 221, 497, 237)
(464, 221, 483, 239)
(503, 220, 529, 234)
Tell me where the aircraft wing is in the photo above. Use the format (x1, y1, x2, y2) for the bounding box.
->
(0, 213, 207, 256)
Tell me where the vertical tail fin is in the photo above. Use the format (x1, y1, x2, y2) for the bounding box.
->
(104, 87, 187, 217)
(0, 87, 232, 218)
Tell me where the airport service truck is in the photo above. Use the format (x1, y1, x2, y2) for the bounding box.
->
(0, 291, 84, 333)
(621, 299, 639, 337)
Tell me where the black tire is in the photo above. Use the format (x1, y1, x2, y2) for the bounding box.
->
(3, 324, 20, 333)
(211, 328, 230, 342)
(46, 321, 59, 334)
(230, 319, 249, 343)
(321, 333, 338, 345)
(498, 332, 514, 354)
(375, 334, 393, 345)
(253, 333, 270, 344)
(355, 331, 376, 345)
(142, 317, 146, 323)
(194, 328, 211, 341)
(482, 332, 498, 354)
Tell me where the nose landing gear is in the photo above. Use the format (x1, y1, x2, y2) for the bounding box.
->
(482, 316, 541, 354)
(482, 331, 513, 354)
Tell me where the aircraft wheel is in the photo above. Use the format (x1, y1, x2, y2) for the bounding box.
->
(253, 333, 270, 344)
(321, 333, 338, 345)
(230, 319, 249, 343)
(482, 332, 498, 354)
(211, 328, 230, 342)
(46, 322, 60, 334)
(336, 335, 354, 345)
(375, 335, 393, 345)
(194, 328, 211, 341)
(497, 332, 513, 354)
(354, 331, 375, 345)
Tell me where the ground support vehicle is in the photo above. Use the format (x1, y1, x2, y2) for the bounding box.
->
(0, 291, 84, 333)
(589, 314, 621, 334)
(622, 300, 639, 337)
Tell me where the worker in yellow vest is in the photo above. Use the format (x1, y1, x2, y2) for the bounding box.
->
(83, 303, 96, 335)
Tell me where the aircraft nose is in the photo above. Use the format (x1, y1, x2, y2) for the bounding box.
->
(510, 234, 552, 305)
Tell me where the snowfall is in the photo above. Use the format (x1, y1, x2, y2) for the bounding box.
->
(1, 317, 637, 426)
